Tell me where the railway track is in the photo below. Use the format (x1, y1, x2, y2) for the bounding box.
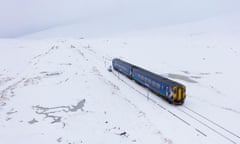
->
(111, 70, 239, 144)
(182, 105, 240, 139)
(86, 51, 239, 144)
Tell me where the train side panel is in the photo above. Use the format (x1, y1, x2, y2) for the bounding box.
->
(132, 67, 174, 102)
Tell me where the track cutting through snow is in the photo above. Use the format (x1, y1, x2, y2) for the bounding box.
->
(74, 38, 240, 144)
(108, 66, 240, 144)
(182, 106, 240, 139)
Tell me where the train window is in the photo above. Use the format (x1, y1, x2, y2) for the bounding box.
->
(157, 83, 160, 88)
(153, 81, 156, 86)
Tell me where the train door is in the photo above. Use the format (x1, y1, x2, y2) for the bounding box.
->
(177, 87, 182, 101)
(129, 67, 133, 77)
(166, 86, 169, 97)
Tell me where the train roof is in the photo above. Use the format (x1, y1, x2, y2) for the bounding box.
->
(113, 58, 185, 87)
(113, 58, 133, 66)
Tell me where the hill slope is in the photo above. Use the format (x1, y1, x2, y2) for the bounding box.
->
(1, 13, 240, 144)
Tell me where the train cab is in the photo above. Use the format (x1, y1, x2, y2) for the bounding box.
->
(172, 86, 186, 104)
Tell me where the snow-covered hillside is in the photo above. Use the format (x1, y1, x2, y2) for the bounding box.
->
(1, 0, 240, 38)
(1, 12, 240, 144)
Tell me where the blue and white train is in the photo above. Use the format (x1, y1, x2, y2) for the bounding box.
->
(112, 58, 186, 104)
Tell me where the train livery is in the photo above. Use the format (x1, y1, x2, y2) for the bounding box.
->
(112, 58, 186, 105)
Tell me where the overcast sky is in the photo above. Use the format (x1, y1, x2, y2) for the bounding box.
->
(0, 0, 239, 38)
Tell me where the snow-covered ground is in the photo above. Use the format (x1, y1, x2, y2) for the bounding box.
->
(0, 12, 240, 144)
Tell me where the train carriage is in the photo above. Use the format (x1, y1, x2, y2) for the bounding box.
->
(112, 58, 133, 78)
(132, 66, 185, 104)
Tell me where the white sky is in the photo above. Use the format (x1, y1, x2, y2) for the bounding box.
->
(0, 0, 239, 38)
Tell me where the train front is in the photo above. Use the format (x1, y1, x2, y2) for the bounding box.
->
(172, 86, 186, 104)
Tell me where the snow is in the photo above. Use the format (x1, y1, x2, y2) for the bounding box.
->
(1, 11, 240, 144)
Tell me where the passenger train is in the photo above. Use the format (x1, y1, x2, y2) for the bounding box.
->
(112, 58, 186, 105)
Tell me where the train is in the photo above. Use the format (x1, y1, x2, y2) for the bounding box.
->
(112, 58, 186, 105)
